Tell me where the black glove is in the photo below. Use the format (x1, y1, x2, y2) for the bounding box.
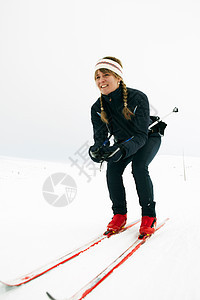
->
(89, 145, 103, 163)
(100, 145, 125, 163)
(89, 144, 125, 163)
(150, 116, 167, 136)
(151, 121, 167, 135)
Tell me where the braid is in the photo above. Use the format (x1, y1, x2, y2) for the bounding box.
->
(100, 94, 109, 124)
(121, 81, 134, 120)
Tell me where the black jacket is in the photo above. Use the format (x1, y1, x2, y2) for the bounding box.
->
(91, 86, 150, 158)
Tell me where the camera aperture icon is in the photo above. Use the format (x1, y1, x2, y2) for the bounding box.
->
(43, 173, 77, 207)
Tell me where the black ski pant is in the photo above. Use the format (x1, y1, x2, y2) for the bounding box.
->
(106, 134, 161, 217)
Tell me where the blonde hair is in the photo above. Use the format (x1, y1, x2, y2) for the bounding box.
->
(95, 56, 134, 124)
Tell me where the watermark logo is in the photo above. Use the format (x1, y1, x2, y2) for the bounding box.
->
(43, 173, 77, 207)
(69, 141, 99, 182)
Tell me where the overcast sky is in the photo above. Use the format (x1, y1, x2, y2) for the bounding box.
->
(0, 0, 199, 161)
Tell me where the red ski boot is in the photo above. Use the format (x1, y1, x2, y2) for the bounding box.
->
(139, 216, 157, 235)
(107, 214, 127, 232)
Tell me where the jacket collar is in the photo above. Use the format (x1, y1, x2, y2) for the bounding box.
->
(102, 86, 122, 103)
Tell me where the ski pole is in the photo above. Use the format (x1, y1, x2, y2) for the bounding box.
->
(148, 107, 178, 130)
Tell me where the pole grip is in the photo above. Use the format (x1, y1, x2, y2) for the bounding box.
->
(148, 107, 178, 130)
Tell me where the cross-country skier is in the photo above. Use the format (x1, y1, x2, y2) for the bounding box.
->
(89, 56, 166, 235)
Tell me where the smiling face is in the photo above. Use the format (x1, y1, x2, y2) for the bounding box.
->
(95, 69, 121, 95)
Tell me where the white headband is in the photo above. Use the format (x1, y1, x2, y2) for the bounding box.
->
(95, 58, 123, 78)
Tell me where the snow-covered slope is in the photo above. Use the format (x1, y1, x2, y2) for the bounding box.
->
(0, 154, 199, 300)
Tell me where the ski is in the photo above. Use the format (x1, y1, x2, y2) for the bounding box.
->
(0, 219, 139, 287)
(46, 218, 169, 300)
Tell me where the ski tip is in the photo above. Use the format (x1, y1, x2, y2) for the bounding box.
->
(0, 280, 17, 288)
(46, 291, 57, 300)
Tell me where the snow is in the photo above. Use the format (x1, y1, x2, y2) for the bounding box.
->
(0, 154, 200, 300)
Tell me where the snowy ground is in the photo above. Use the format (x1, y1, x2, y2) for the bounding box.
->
(0, 154, 200, 300)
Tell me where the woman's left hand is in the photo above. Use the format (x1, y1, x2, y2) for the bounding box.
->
(102, 145, 125, 163)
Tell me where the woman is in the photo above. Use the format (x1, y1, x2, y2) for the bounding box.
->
(89, 56, 163, 235)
